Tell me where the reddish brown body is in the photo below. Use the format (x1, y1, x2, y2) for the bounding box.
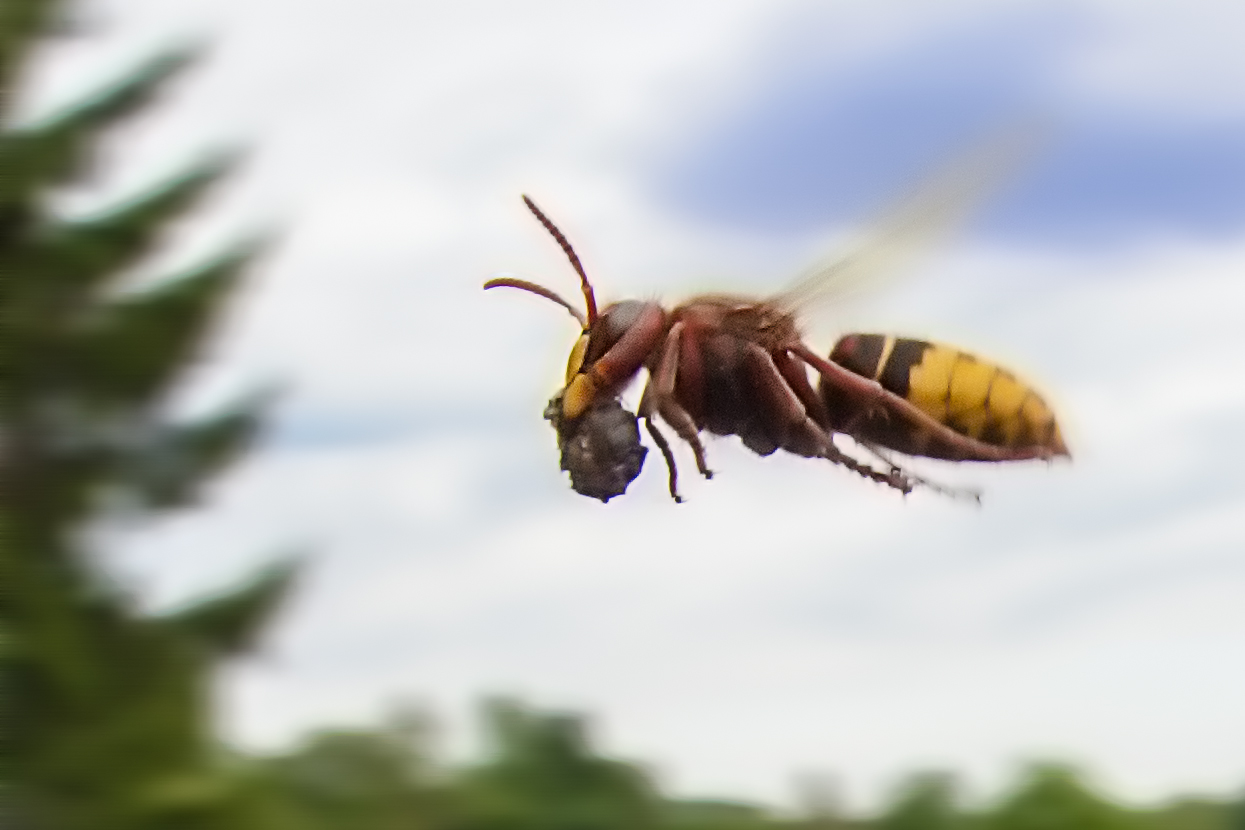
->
(487, 196, 1068, 502)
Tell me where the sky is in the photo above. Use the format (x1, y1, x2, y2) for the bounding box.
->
(23, 0, 1245, 812)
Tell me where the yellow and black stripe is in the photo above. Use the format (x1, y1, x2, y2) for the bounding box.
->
(826, 333, 1068, 460)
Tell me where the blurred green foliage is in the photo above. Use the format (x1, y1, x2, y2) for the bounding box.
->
(453, 698, 663, 830)
(985, 764, 1130, 830)
(878, 772, 964, 830)
(217, 700, 1245, 830)
(3, 1, 292, 826)
(5, 3, 1245, 829)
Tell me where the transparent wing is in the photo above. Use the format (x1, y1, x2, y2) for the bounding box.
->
(770, 122, 1048, 318)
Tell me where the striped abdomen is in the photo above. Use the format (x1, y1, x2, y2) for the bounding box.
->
(823, 334, 1069, 461)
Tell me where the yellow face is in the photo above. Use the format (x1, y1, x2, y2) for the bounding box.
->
(558, 300, 654, 421)
(565, 332, 589, 384)
(559, 331, 602, 420)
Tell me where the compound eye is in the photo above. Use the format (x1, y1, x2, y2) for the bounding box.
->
(581, 300, 646, 368)
(565, 332, 589, 384)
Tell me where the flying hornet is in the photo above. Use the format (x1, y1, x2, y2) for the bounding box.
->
(486, 144, 1069, 502)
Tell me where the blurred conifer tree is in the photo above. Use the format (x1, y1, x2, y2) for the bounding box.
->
(2, 1, 293, 827)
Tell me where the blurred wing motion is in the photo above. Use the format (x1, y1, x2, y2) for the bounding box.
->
(772, 123, 1046, 317)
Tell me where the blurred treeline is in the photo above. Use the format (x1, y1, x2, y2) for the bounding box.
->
(205, 699, 1245, 830)
(4, 3, 1243, 828)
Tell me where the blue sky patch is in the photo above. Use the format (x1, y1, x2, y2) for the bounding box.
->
(657, 8, 1245, 247)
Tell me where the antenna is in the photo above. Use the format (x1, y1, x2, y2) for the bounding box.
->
(522, 195, 598, 326)
(483, 276, 587, 329)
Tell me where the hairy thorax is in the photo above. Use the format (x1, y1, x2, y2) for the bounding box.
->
(670, 295, 801, 351)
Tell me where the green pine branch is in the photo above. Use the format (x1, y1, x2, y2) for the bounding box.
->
(0, 46, 198, 217)
(2, 156, 237, 386)
(36, 153, 237, 297)
(0, 0, 62, 114)
(113, 392, 268, 511)
(166, 561, 298, 657)
(72, 241, 263, 409)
